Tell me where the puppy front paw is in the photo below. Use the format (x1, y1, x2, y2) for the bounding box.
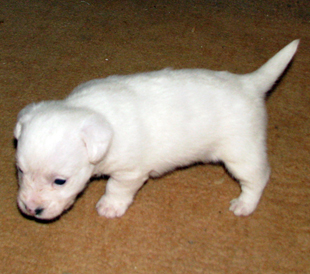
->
(96, 195, 131, 218)
(229, 198, 257, 216)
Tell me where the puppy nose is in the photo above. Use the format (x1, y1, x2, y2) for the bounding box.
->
(34, 207, 44, 216)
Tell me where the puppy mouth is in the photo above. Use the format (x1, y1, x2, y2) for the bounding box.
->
(64, 198, 75, 211)
(39, 199, 76, 220)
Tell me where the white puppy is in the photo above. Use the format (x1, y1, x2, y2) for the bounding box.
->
(14, 40, 299, 220)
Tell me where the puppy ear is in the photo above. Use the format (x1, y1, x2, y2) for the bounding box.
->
(80, 114, 113, 164)
(14, 103, 39, 139)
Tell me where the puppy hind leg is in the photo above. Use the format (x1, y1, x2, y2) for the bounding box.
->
(96, 174, 147, 218)
(224, 156, 270, 216)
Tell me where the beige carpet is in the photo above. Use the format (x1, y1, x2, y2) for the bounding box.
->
(0, 0, 309, 273)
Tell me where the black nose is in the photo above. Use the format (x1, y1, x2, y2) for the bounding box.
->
(35, 207, 44, 216)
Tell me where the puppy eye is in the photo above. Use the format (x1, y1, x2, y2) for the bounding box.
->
(54, 179, 67, 185)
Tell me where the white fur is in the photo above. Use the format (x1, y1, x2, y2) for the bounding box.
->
(14, 40, 299, 220)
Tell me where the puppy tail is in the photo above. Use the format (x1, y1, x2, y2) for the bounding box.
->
(242, 39, 300, 95)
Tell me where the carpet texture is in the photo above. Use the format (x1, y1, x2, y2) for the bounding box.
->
(0, 0, 309, 273)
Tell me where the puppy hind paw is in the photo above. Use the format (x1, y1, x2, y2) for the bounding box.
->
(229, 198, 257, 216)
(96, 196, 130, 218)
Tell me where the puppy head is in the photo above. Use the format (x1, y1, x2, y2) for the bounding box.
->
(14, 101, 113, 220)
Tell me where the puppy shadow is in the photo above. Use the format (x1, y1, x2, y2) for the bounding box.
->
(17, 207, 62, 224)
(13, 138, 17, 149)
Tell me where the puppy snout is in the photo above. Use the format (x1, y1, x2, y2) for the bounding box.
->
(22, 202, 44, 216)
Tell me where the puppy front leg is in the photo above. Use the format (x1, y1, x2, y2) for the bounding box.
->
(96, 174, 147, 218)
